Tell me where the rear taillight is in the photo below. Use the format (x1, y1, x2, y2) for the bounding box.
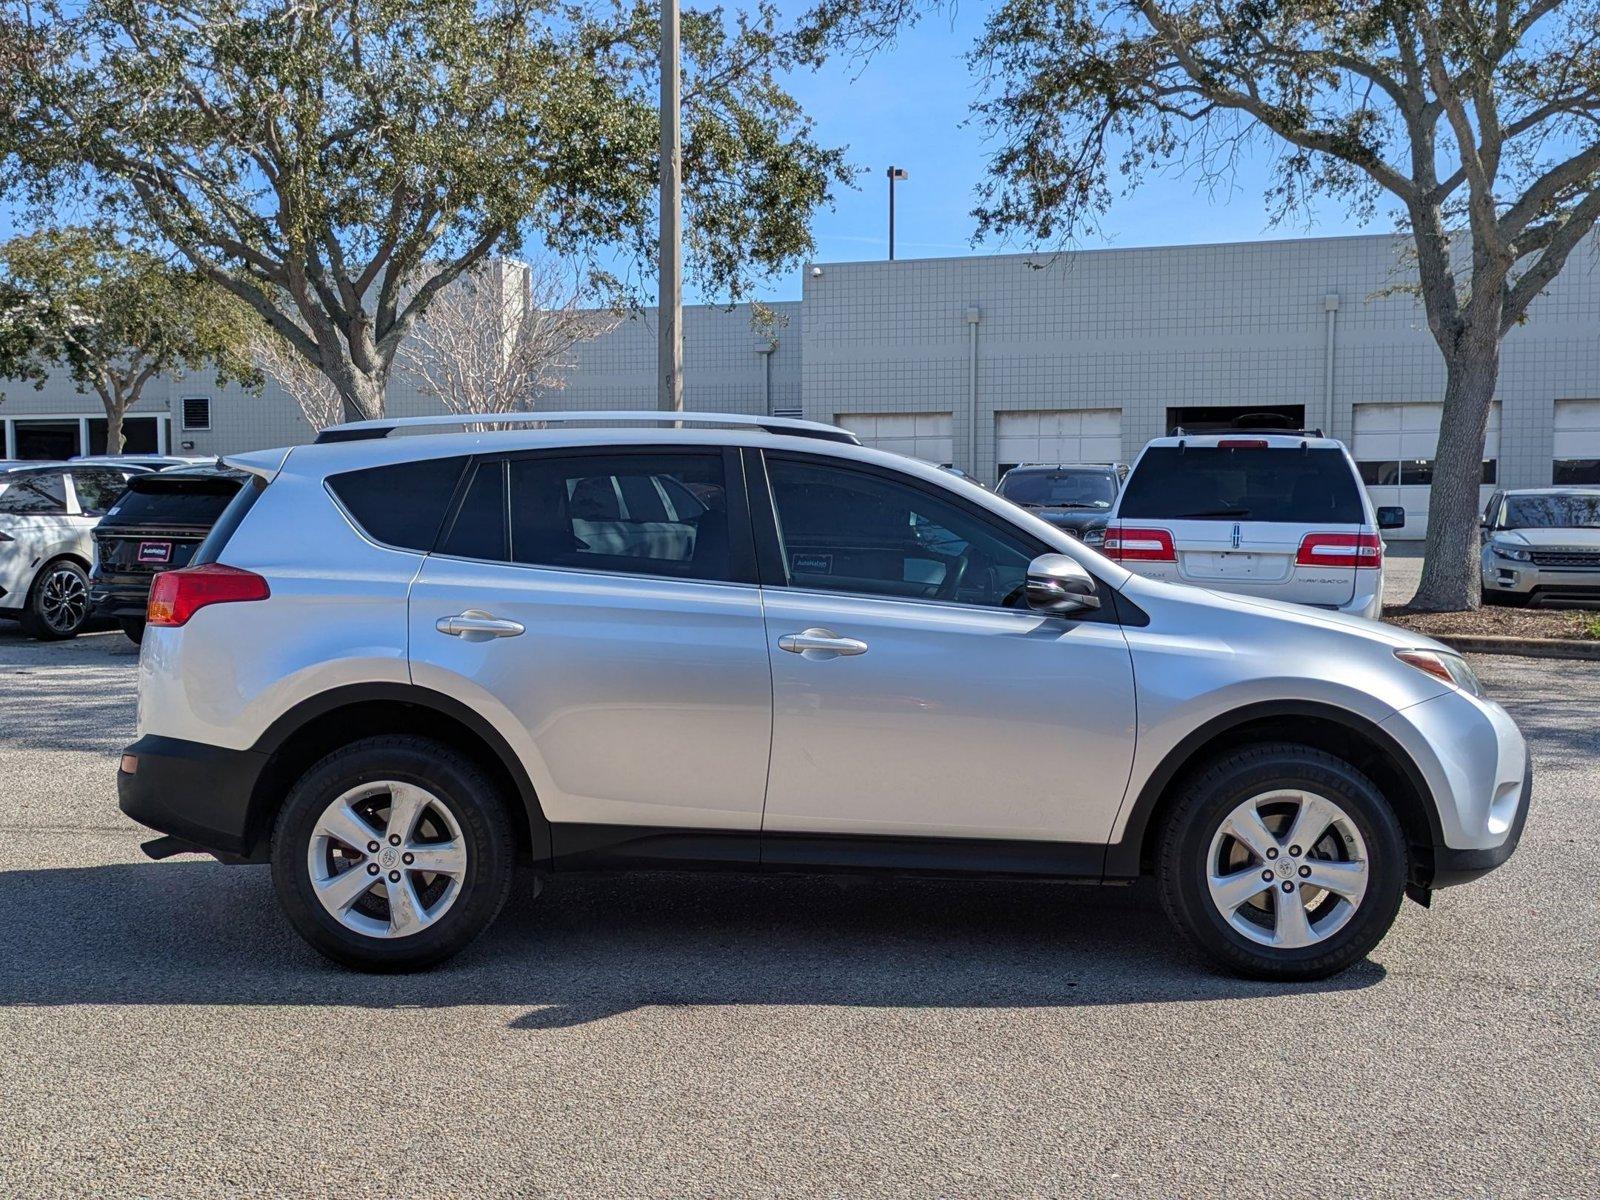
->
(147, 562, 270, 627)
(1295, 532, 1383, 569)
(1103, 526, 1177, 562)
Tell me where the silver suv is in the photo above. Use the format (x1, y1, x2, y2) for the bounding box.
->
(118, 413, 1529, 979)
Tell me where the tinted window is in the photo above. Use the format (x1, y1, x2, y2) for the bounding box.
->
(998, 468, 1117, 509)
(70, 469, 134, 516)
(328, 457, 467, 551)
(439, 460, 507, 560)
(766, 457, 1037, 607)
(1503, 493, 1600, 529)
(103, 477, 243, 526)
(1120, 447, 1364, 523)
(507, 452, 730, 581)
(1554, 459, 1600, 485)
(0, 471, 68, 514)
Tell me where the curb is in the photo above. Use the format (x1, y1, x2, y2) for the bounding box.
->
(1429, 634, 1600, 661)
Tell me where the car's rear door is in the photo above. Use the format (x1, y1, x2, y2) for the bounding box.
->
(407, 446, 774, 845)
(1110, 445, 1366, 608)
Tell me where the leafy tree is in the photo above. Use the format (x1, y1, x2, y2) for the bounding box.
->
(9, 0, 849, 424)
(807, 0, 1600, 610)
(0, 227, 259, 450)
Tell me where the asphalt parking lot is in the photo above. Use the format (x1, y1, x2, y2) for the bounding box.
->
(1, 623, 1596, 1199)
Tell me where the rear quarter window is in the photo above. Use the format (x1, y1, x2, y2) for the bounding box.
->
(1119, 447, 1366, 524)
(326, 457, 469, 551)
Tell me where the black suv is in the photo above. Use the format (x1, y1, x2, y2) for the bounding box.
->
(994, 464, 1124, 544)
(89, 464, 246, 642)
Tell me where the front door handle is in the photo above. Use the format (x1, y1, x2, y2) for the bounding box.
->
(436, 610, 525, 641)
(778, 627, 868, 660)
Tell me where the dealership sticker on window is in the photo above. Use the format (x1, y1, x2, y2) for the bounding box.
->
(137, 541, 173, 564)
(791, 553, 834, 573)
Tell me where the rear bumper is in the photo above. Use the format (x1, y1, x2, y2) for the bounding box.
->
(90, 578, 154, 619)
(117, 734, 269, 861)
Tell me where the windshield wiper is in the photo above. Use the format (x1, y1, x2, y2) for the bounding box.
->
(1173, 507, 1251, 518)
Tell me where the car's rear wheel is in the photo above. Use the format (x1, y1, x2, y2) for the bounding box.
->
(20, 558, 91, 640)
(270, 736, 515, 971)
(1157, 743, 1406, 981)
(118, 617, 146, 644)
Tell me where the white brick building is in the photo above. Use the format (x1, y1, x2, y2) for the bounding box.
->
(6, 231, 1600, 538)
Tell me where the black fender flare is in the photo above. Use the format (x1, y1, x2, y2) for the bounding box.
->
(250, 682, 552, 862)
(1102, 699, 1443, 878)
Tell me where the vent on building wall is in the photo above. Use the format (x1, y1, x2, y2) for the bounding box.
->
(182, 397, 211, 431)
(772, 408, 803, 419)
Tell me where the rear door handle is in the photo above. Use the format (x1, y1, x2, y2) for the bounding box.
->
(778, 627, 868, 659)
(436, 611, 525, 641)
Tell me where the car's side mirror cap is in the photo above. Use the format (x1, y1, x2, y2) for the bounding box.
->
(1377, 506, 1406, 530)
(1025, 553, 1100, 615)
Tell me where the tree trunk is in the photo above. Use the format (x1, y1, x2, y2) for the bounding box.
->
(105, 403, 124, 454)
(1410, 338, 1500, 612)
(332, 366, 387, 424)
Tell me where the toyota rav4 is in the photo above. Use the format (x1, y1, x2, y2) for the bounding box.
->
(117, 412, 1529, 979)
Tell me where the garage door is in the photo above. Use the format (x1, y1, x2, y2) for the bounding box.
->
(835, 412, 953, 465)
(1352, 403, 1500, 538)
(1554, 400, 1600, 484)
(995, 408, 1123, 477)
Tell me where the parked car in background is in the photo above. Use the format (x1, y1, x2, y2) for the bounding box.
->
(995, 463, 1125, 545)
(90, 464, 249, 643)
(71, 454, 213, 472)
(1480, 487, 1600, 607)
(1104, 431, 1404, 620)
(117, 411, 1527, 983)
(1, 461, 64, 496)
(936, 463, 986, 488)
(0, 463, 149, 639)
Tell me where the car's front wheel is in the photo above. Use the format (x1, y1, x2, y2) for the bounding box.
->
(1157, 743, 1406, 981)
(20, 558, 91, 640)
(270, 736, 516, 971)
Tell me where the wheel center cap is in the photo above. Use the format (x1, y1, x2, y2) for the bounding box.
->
(1276, 857, 1296, 879)
(379, 847, 400, 869)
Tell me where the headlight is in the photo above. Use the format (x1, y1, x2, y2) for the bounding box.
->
(1491, 542, 1531, 562)
(1082, 528, 1106, 546)
(1395, 648, 1484, 697)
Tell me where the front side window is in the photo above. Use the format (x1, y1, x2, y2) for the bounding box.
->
(765, 456, 1038, 607)
(0, 471, 68, 515)
(502, 452, 733, 582)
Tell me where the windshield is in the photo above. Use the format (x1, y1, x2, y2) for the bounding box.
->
(1502, 493, 1600, 530)
(999, 469, 1117, 508)
(1119, 447, 1365, 523)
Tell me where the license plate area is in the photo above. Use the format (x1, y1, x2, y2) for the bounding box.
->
(137, 541, 173, 565)
(1181, 551, 1292, 582)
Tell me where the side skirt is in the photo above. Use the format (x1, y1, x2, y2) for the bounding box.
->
(549, 824, 1108, 883)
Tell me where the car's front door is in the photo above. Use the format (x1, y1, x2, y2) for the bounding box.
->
(752, 451, 1138, 858)
(408, 447, 773, 842)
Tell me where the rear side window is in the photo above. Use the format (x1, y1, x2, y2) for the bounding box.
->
(327, 457, 468, 551)
(70, 469, 134, 516)
(0, 471, 67, 514)
(507, 452, 731, 581)
(439, 460, 508, 560)
(1119, 447, 1365, 524)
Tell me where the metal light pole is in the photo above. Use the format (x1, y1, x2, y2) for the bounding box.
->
(886, 166, 908, 261)
(658, 0, 683, 411)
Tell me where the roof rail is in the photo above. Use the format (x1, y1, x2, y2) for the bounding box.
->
(1171, 425, 1326, 439)
(313, 410, 860, 446)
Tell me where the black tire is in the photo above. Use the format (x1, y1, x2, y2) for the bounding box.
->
(19, 558, 90, 640)
(1480, 587, 1527, 607)
(270, 735, 516, 971)
(118, 617, 146, 645)
(1157, 743, 1407, 981)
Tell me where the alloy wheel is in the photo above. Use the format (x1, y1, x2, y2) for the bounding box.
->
(306, 781, 468, 939)
(1205, 789, 1370, 949)
(38, 566, 88, 634)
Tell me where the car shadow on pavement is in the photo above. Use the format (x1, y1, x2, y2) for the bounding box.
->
(0, 861, 1384, 1026)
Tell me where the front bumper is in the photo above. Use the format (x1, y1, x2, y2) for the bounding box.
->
(117, 734, 270, 861)
(1419, 749, 1532, 887)
(1481, 555, 1600, 601)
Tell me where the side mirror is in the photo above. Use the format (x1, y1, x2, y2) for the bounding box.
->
(1025, 553, 1100, 615)
(1376, 506, 1406, 530)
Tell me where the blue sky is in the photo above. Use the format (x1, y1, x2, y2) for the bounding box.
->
(720, 3, 1389, 302)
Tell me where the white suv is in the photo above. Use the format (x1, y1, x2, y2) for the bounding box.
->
(1104, 431, 1404, 619)
(118, 413, 1527, 979)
